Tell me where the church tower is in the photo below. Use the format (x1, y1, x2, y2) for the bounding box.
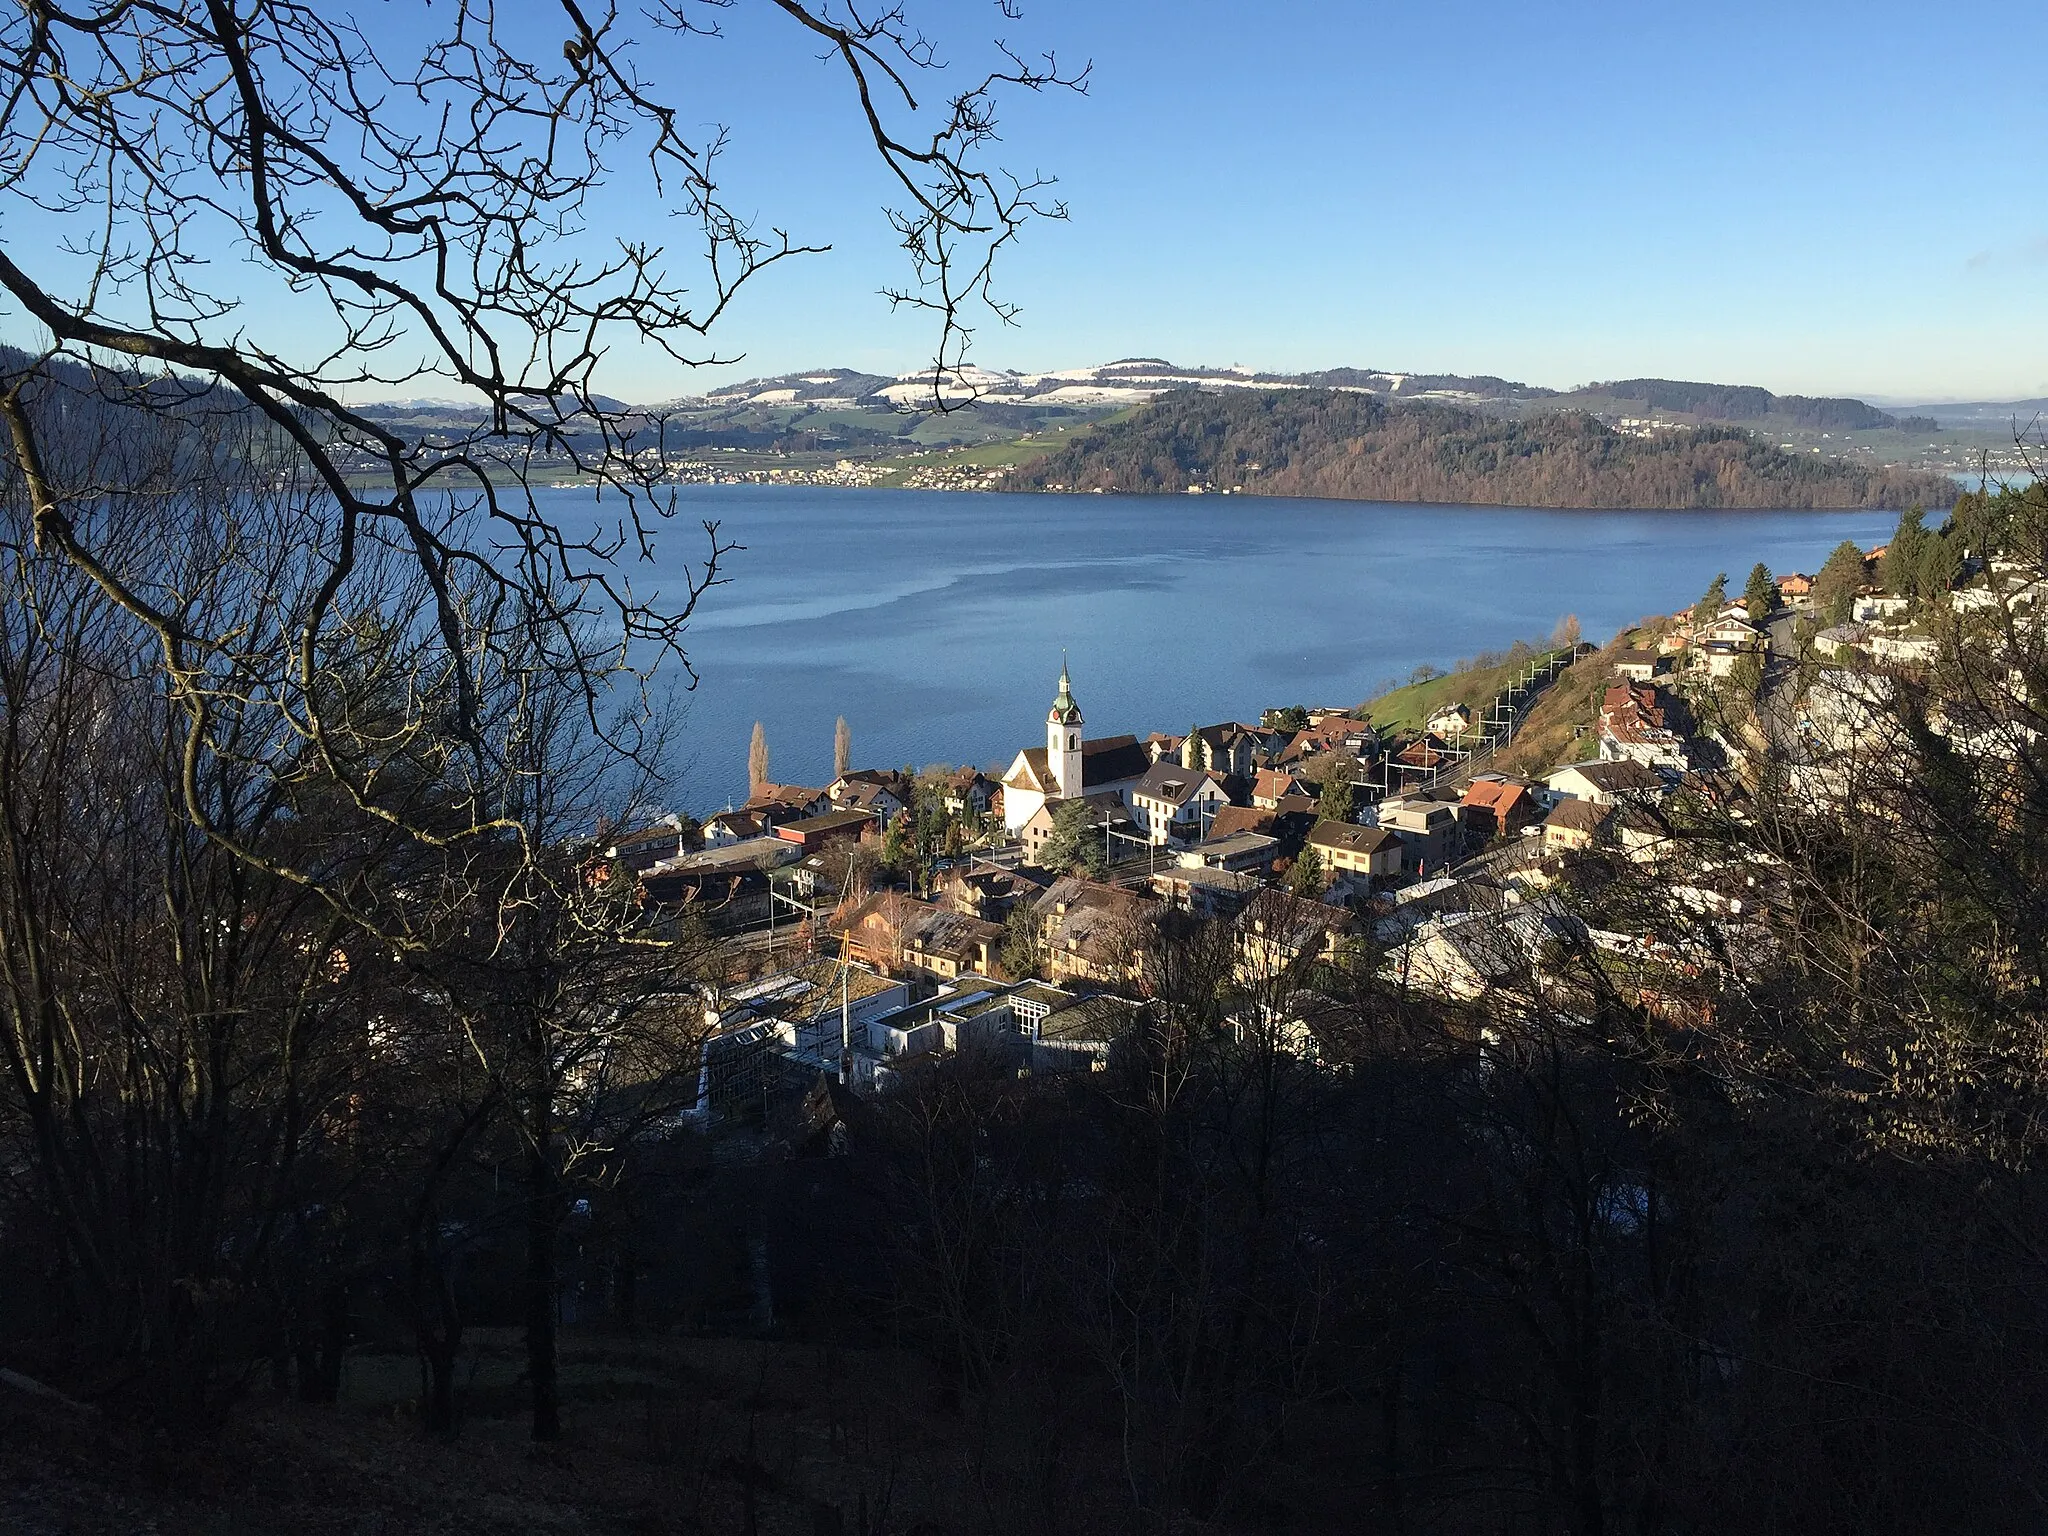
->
(1046, 656, 1084, 799)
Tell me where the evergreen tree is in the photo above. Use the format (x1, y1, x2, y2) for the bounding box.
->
(1815, 540, 1868, 626)
(1743, 562, 1779, 621)
(1880, 506, 1930, 597)
(1691, 572, 1728, 627)
(1288, 844, 1326, 896)
(1317, 773, 1356, 825)
(1037, 798, 1107, 878)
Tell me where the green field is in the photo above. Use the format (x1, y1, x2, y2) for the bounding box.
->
(1364, 648, 1570, 735)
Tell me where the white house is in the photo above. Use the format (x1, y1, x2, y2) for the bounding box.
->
(1128, 760, 1231, 845)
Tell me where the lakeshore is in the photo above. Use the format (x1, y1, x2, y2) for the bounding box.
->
(617, 483, 1900, 810)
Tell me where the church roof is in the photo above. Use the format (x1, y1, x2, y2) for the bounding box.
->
(1005, 733, 1150, 794)
(1078, 734, 1149, 786)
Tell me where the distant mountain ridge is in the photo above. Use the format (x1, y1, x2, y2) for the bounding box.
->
(668, 360, 1949, 434)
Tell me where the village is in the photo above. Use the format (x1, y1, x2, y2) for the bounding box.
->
(604, 524, 2045, 1133)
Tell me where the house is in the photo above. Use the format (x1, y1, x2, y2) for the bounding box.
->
(1461, 776, 1540, 840)
(1147, 722, 1262, 777)
(1306, 820, 1404, 885)
(1610, 648, 1667, 683)
(1375, 788, 1467, 874)
(1032, 993, 1142, 1073)
(1779, 572, 1814, 599)
(938, 860, 1049, 922)
(607, 818, 693, 871)
(1236, 888, 1355, 983)
(1392, 902, 1587, 1002)
(774, 809, 875, 854)
(1545, 758, 1665, 805)
(940, 768, 996, 820)
(1019, 790, 1136, 869)
(701, 808, 768, 848)
(745, 782, 833, 823)
(1426, 702, 1474, 739)
(829, 772, 907, 825)
(1391, 733, 1453, 781)
(1870, 630, 1939, 667)
(899, 909, 1004, 981)
(1180, 829, 1280, 875)
(1598, 681, 1689, 770)
(1152, 864, 1262, 919)
(1031, 876, 1155, 986)
(1543, 797, 1612, 853)
(1204, 805, 1278, 842)
(1129, 760, 1232, 845)
(1853, 594, 1911, 623)
(1001, 661, 1151, 833)
(1251, 767, 1306, 810)
(1696, 613, 1764, 651)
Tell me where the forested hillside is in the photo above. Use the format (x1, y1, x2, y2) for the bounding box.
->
(1007, 388, 1961, 509)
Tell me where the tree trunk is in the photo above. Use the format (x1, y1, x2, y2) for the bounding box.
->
(526, 1141, 561, 1442)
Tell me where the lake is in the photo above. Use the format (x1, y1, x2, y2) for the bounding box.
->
(568, 485, 1898, 812)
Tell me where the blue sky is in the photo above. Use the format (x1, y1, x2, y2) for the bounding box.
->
(7, 1, 2043, 403)
(635, 0, 2048, 403)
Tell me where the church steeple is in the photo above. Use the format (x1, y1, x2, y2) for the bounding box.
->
(1047, 654, 1083, 797)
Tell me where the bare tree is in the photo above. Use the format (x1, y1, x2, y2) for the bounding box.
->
(0, 1, 1083, 924)
(750, 720, 771, 793)
(835, 715, 853, 780)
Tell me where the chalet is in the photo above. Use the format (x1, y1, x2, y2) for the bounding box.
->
(1610, 648, 1667, 683)
(940, 768, 996, 820)
(1779, 572, 1814, 599)
(829, 772, 907, 825)
(701, 808, 768, 848)
(1426, 702, 1474, 739)
(1251, 766, 1306, 809)
(938, 860, 1049, 922)
(1146, 722, 1262, 777)
(1129, 760, 1232, 845)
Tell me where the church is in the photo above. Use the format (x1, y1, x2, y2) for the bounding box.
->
(1000, 660, 1151, 834)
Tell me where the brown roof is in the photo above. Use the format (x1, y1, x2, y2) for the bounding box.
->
(1463, 779, 1533, 820)
(1545, 799, 1612, 835)
(1307, 821, 1401, 858)
(1205, 806, 1276, 841)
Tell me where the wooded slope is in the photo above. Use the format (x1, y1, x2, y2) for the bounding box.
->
(1006, 389, 1961, 509)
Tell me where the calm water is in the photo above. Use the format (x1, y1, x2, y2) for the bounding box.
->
(569, 485, 1896, 812)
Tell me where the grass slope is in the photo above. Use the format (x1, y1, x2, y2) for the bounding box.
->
(1364, 649, 1568, 735)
